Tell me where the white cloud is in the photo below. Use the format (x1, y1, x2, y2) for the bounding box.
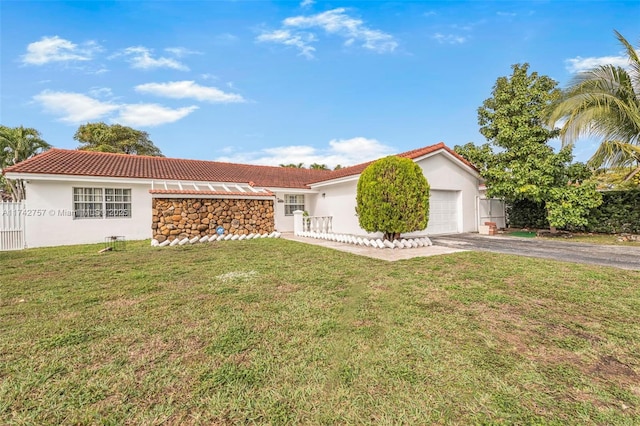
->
(257, 29, 317, 59)
(164, 47, 202, 57)
(300, 0, 315, 8)
(215, 137, 394, 168)
(33, 90, 119, 123)
(115, 104, 198, 127)
(565, 53, 633, 73)
(121, 46, 189, 71)
(135, 81, 246, 103)
(284, 8, 398, 53)
(257, 8, 397, 58)
(87, 87, 114, 99)
(21, 36, 101, 65)
(432, 33, 467, 45)
(33, 90, 198, 126)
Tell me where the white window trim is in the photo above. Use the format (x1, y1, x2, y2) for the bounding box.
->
(73, 187, 132, 220)
(284, 194, 304, 216)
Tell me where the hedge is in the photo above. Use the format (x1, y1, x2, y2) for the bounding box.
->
(506, 189, 640, 234)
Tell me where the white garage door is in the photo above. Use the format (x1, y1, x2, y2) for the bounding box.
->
(426, 190, 460, 235)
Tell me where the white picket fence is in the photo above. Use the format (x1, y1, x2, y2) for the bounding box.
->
(1, 201, 26, 251)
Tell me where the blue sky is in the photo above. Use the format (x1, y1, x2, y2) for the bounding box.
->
(1, 1, 638, 167)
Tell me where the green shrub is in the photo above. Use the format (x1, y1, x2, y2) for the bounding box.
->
(583, 190, 640, 234)
(506, 199, 548, 228)
(507, 190, 640, 233)
(356, 156, 430, 241)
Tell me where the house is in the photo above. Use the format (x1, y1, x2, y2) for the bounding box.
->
(2, 142, 494, 249)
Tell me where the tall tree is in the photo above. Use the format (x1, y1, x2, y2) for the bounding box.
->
(454, 142, 495, 173)
(356, 156, 430, 241)
(478, 63, 602, 230)
(74, 122, 163, 156)
(0, 125, 51, 201)
(548, 31, 640, 181)
(279, 163, 305, 168)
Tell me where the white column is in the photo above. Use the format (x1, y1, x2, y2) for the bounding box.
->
(293, 210, 304, 235)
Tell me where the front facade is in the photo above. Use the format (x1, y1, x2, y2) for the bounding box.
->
(3, 143, 483, 249)
(309, 148, 480, 237)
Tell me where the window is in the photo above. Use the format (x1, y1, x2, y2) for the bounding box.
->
(284, 194, 304, 216)
(73, 188, 103, 219)
(105, 188, 131, 218)
(73, 187, 131, 219)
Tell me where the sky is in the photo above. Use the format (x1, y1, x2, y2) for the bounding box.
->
(1, 0, 639, 168)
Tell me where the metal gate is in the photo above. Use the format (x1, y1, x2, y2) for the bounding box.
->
(1, 201, 26, 251)
(478, 197, 506, 229)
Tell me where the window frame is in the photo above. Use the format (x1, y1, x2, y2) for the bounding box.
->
(73, 187, 132, 220)
(284, 194, 305, 216)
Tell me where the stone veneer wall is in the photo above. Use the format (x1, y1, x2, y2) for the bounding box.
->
(152, 198, 274, 243)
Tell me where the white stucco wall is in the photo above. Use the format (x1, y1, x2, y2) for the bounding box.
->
(413, 153, 480, 235)
(310, 152, 480, 236)
(272, 189, 317, 232)
(23, 179, 152, 248)
(311, 179, 362, 235)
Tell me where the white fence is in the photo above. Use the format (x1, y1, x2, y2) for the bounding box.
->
(302, 216, 333, 234)
(1, 201, 26, 251)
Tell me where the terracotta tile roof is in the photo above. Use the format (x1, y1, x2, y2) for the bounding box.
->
(306, 142, 477, 184)
(3, 143, 476, 189)
(149, 189, 274, 197)
(3, 148, 331, 189)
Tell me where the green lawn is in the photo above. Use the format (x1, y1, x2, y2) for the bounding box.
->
(1, 239, 639, 424)
(560, 233, 640, 246)
(504, 229, 640, 246)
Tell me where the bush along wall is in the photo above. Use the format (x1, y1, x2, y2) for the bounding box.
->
(582, 189, 640, 234)
(506, 189, 640, 234)
(506, 199, 548, 229)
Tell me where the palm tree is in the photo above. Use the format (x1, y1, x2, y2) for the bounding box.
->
(309, 163, 329, 170)
(548, 30, 640, 182)
(0, 125, 51, 200)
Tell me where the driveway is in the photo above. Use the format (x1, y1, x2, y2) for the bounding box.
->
(431, 233, 640, 271)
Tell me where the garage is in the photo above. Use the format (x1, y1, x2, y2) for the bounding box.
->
(426, 190, 460, 235)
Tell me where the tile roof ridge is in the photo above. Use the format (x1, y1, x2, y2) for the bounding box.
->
(304, 142, 477, 185)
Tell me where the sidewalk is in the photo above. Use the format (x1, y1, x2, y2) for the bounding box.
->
(280, 233, 464, 262)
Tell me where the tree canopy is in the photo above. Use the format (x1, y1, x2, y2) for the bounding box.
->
(309, 163, 329, 170)
(475, 63, 602, 229)
(74, 122, 163, 156)
(453, 142, 495, 174)
(547, 31, 640, 182)
(356, 156, 430, 241)
(0, 125, 51, 201)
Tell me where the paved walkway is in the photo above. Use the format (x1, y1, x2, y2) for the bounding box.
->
(282, 233, 640, 270)
(281, 233, 464, 261)
(431, 233, 640, 271)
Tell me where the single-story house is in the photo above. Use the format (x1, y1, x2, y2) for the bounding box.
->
(3, 142, 499, 248)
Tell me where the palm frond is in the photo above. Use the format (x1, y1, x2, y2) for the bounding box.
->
(614, 30, 640, 98)
(588, 140, 640, 169)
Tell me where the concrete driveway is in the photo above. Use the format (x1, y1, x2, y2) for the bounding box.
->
(431, 233, 640, 271)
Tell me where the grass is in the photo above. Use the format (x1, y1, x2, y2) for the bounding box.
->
(1, 239, 639, 424)
(562, 233, 640, 246)
(504, 229, 640, 246)
(505, 230, 537, 238)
